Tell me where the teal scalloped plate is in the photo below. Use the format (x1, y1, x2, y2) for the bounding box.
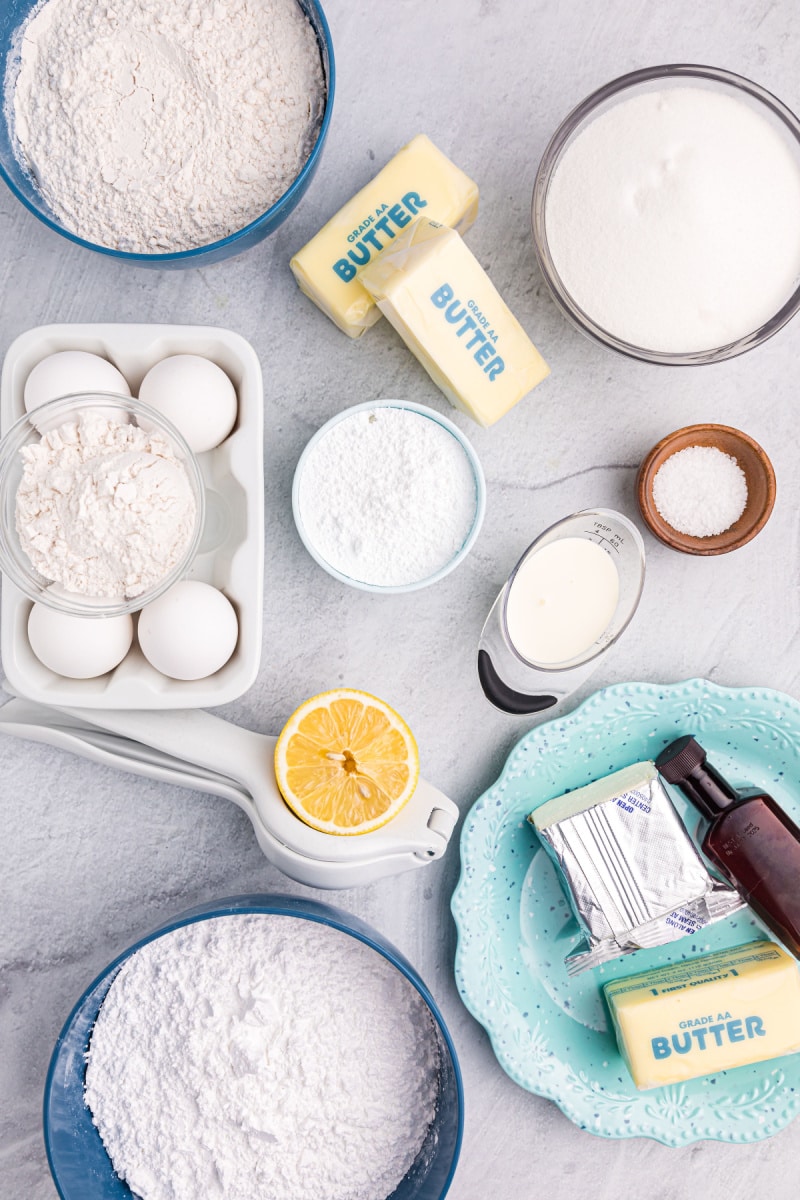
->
(451, 678, 800, 1146)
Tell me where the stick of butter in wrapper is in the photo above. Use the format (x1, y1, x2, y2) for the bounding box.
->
(529, 762, 743, 975)
(604, 941, 800, 1090)
(290, 135, 479, 338)
(361, 217, 549, 427)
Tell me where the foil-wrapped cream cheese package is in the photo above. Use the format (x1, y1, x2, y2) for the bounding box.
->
(360, 218, 549, 426)
(530, 761, 743, 973)
(290, 135, 479, 338)
(604, 941, 800, 1090)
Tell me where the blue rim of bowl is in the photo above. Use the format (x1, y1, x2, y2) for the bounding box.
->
(0, 0, 335, 264)
(292, 400, 487, 594)
(43, 894, 464, 1200)
(0, 392, 206, 617)
(531, 63, 800, 365)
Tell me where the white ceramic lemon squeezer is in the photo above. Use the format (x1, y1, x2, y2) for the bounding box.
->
(0, 696, 459, 889)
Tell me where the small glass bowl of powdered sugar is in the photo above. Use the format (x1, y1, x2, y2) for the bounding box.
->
(0, 394, 205, 616)
(292, 399, 486, 593)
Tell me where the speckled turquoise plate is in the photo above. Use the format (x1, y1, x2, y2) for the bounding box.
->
(452, 678, 800, 1146)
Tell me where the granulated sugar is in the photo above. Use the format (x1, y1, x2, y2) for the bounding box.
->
(545, 86, 800, 352)
(298, 406, 478, 587)
(653, 445, 748, 537)
(7, 0, 325, 252)
(84, 914, 440, 1200)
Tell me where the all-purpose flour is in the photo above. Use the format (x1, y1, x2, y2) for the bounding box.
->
(7, 0, 325, 252)
(545, 87, 800, 352)
(16, 412, 196, 597)
(85, 914, 441, 1200)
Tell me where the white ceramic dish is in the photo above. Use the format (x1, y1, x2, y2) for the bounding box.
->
(0, 324, 264, 708)
(292, 399, 486, 593)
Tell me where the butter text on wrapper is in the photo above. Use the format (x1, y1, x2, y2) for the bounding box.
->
(604, 941, 800, 1089)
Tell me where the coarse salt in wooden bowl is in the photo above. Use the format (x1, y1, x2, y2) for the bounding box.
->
(637, 423, 776, 555)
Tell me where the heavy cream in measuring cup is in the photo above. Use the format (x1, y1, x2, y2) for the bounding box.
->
(506, 538, 619, 665)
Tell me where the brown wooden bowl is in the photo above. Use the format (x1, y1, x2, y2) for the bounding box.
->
(637, 424, 776, 555)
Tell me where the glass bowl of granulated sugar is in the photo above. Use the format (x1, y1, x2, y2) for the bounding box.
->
(533, 64, 800, 364)
(0, 394, 205, 618)
(0, 0, 334, 268)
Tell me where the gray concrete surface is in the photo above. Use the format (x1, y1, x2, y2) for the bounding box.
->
(2, 1, 800, 1197)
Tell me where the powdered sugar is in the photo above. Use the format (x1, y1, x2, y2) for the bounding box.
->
(84, 914, 440, 1200)
(15, 411, 197, 597)
(8, 0, 325, 252)
(298, 407, 478, 587)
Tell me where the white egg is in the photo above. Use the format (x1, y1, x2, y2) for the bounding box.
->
(138, 581, 238, 680)
(138, 355, 238, 454)
(28, 603, 133, 679)
(24, 351, 131, 411)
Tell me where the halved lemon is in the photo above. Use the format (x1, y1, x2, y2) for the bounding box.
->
(274, 688, 420, 835)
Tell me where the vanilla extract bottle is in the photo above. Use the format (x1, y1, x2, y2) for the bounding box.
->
(656, 736, 800, 959)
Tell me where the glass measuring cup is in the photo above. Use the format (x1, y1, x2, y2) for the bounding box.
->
(478, 509, 646, 714)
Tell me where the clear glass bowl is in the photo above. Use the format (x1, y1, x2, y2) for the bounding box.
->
(0, 0, 334, 269)
(532, 64, 800, 365)
(0, 393, 205, 617)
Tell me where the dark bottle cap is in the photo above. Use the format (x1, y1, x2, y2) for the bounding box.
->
(656, 735, 738, 817)
(655, 735, 706, 783)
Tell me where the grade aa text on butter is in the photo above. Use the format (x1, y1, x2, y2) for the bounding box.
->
(290, 134, 479, 338)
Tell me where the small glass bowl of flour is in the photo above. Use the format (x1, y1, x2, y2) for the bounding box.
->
(293, 400, 486, 593)
(533, 65, 800, 364)
(0, 394, 205, 616)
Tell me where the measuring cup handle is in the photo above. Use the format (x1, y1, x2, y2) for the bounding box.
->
(477, 650, 558, 715)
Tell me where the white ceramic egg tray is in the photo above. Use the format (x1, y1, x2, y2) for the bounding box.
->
(0, 324, 264, 708)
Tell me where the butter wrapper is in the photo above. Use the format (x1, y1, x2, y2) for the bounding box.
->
(290, 134, 479, 338)
(604, 940, 800, 1090)
(360, 217, 549, 427)
(530, 762, 743, 975)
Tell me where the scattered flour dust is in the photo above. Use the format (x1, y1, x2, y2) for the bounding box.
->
(84, 914, 441, 1200)
(15, 411, 196, 597)
(7, 0, 325, 252)
(298, 407, 478, 586)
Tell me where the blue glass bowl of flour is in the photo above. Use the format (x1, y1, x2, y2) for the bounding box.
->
(292, 400, 487, 594)
(0, 0, 334, 268)
(44, 894, 464, 1200)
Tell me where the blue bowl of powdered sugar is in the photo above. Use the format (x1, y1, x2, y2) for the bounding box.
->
(0, 0, 334, 267)
(44, 894, 464, 1200)
(292, 400, 486, 593)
